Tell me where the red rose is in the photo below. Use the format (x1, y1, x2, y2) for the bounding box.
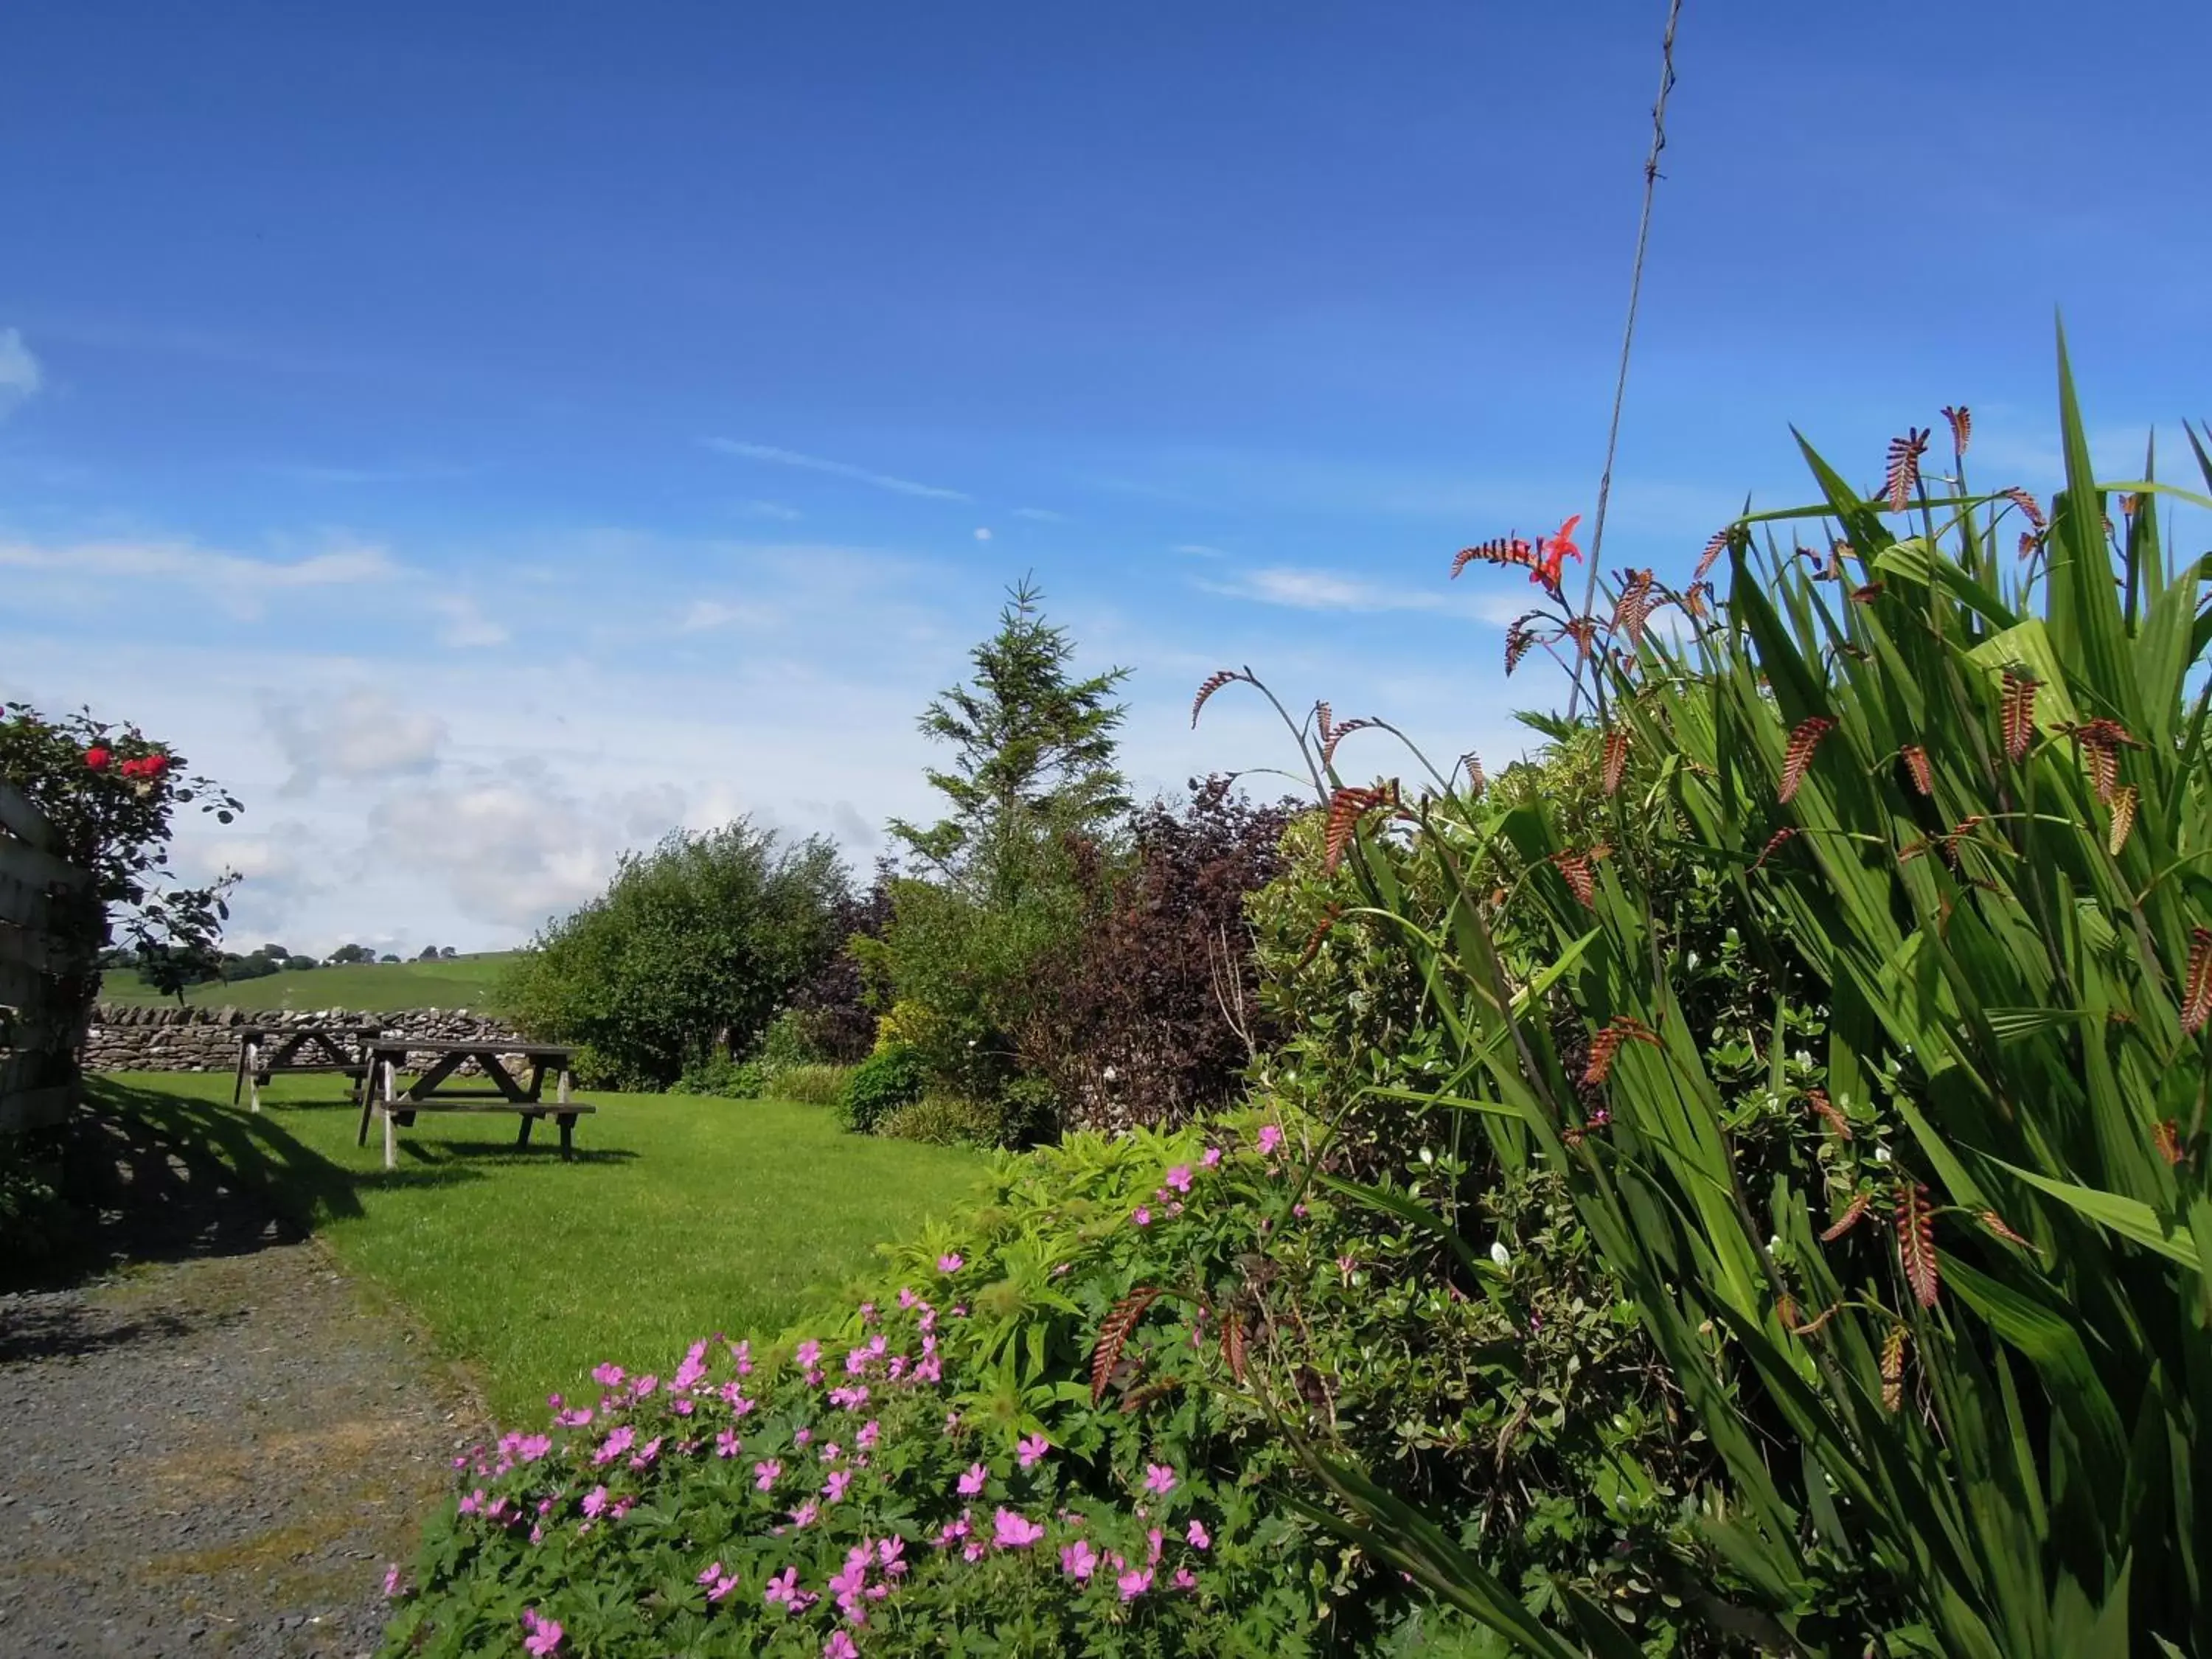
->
(84, 745, 111, 770)
(142, 753, 170, 777)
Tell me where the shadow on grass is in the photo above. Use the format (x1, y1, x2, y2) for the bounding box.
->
(3, 1080, 486, 1293)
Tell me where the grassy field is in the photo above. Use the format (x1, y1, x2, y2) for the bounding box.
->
(98, 951, 521, 1012)
(84, 1072, 987, 1424)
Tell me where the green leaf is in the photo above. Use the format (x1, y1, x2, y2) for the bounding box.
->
(1996, 1161, 2201, 1268)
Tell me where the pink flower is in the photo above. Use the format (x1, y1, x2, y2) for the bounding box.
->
(857, 1419, 880, 1450)
(707, 1571, 738, 1602)
(633, 1374, 658, 1397)
(1060, 1539, 1099, 1581)
(1147, 1526, 1165, 1562)
(820, 1442, 843, 1463)
(1164, 1164, 1193, 1192)
(992, 1507, 1046, 1549)
(938, 1252, 963, 1273)
(381, 1563, 406, 1599)
(1144, 1462, 1178, 1495)
(591, 1363, 625, 1387)
(764, 1565, 816, 1613)
(731, 1338, 754, 1374)
(721, 1382, 755, 1413)
(1202, 1146, 1222, 1168)
(629, 1435, 664, 1469)
(789, 1500, 821, 1528)
(698, 1559, 725, 1587)
(1257, 1123, 1284, 1155)
(593, 1425, 635, 1465)
(796, 1340, 822, 1368)
(824, 1469, 853, 1503)
(944, 1410, 961, 1434)
(1173, 1566, 1199, 1590)
(934, 1514, 972, 1548)
(878, 1535, 906, 1573)
(1132, 1206, 1152, 1228)
(1017, 1433, 1050, 1469)
(957, 1461, 988, 1496)
(754, 1458, 783, 1490)
(521, 1607, 563, 1656)
(1186, 1518, 1211, 1550)
(553, 1407, 592, 1427)
(516, 1434, 552, 1463)
(897, 1287, 919, 1309)
(795, 1427, 813, 1446)
(1118, 1565, 1155, 1601)
(824, 1634, 859, 1659)
(716, 1429, 742, 1458)
(581, 1485, 610, 1518)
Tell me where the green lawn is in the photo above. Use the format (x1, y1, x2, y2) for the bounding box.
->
(99, 951, 521, 1012)
(86, 1072, 987, 1423)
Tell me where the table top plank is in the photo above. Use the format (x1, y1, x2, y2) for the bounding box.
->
(363, 1038, 574, 1057)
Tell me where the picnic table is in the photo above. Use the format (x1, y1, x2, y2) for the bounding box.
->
(355, 1037, 596, 1169)
(232, 1023, 380, 1113)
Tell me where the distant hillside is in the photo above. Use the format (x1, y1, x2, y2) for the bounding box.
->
(99, 951, 523, 1014)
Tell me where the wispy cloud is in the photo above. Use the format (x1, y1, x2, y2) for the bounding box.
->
(742, 499, 804, 521)
(677, 597, 779, 633)
(1172, 543, 1226, 558)
(702, 438, 970, 501)
(1011, 506, 1068, 523)
(0, 536, 398, 590)
(1206, 565, 1455, 613)
(263, 687, 447, 796)
(264, 462, 473, 485)
(0, 328, 41, 416)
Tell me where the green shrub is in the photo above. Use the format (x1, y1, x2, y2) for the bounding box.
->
(502, 820, 852, 1089)
(753, 1007, 821, 1071)
(674, 1052, 769, 1099)
(838, 1043, 925, 1133)
(772, 1063, 854, 1109)
(876, 1091, 1004, 1147)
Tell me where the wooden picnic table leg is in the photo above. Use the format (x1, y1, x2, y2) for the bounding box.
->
(516, 1112, 535, 1149)
(232, 1039, 247, 1106)
(247, 1040, 262, 1113)
(558, 1113, 576, 1161)
(381, 1059, 398, 1171)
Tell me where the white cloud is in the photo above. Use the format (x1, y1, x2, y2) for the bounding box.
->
(0, 328, 41, 415)
(702, 438, 970, 501)
(1011, 507, 1068, 523)
(677, 597, 779, 633)
(432, 594, 509, 647)
(366, 763, 686, 932)
(973, 526, 992, 542)
(263, 688, 448, 795)
(742, 499, 803, 521)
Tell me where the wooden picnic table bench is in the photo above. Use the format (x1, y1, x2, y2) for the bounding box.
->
(355, 1037, 596, 1169)
(232, 1023, 381, 1113)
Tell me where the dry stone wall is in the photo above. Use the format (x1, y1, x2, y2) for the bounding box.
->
(83, 1004, 528, 1074)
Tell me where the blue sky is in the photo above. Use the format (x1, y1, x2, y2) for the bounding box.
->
(4, 0, 2208, 954)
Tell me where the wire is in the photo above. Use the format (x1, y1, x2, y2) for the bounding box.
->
(1568, 0, 1685, 718)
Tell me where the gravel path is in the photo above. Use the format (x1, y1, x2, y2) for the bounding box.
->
(1, 1102, 482, 1658)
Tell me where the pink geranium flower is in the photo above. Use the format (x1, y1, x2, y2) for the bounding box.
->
(754, 1458, 783, 1490)
(592, 1425, 635, 1466)
(1017, 1433, 1050, 1469)
(1201, 1146, 1222, 1168)
(1163, 1164, 1193, 1192)
(1187, 1518, 1211, 1549)
(716, 1429, 742, 1458)
(381, 1563, 406, 1599)
(824, 1633, 859, 1659)
(1118, 1564, 1155, 1600)
(789, 1500, 820, 1528)
(1132, 1206, 1152, 1228)
(938, 1252, 963, 1273)
(1257, 1123, 1284, 1155)
(824, 1469, 853, 1503)
(857, 1419, 880, 1450)
(992, 1507, 1045, 1549)
(796, 1340, 821, 1368)
(1173, 1565, 1199, 1590)
(1061, 1539, 1099, 1580)
(1144, 1462, 1178, 1495)
(957, 1461, 988, 1495)
(878, 1535, 907, 1573)
(591, 1363, 625, 1387)
(764, 1565, 816, 1613)
(521, 1607, 563, 1655)
(580, 1485, 609, 1518)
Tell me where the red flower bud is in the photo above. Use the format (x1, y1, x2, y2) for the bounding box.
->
(84, 745, 111, 770)
(142, 753, 170, 776)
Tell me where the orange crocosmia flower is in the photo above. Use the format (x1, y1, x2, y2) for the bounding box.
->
(1531, 515, 1584, 590)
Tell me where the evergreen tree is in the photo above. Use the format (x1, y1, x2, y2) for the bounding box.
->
(888, 577, 1130, 895)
